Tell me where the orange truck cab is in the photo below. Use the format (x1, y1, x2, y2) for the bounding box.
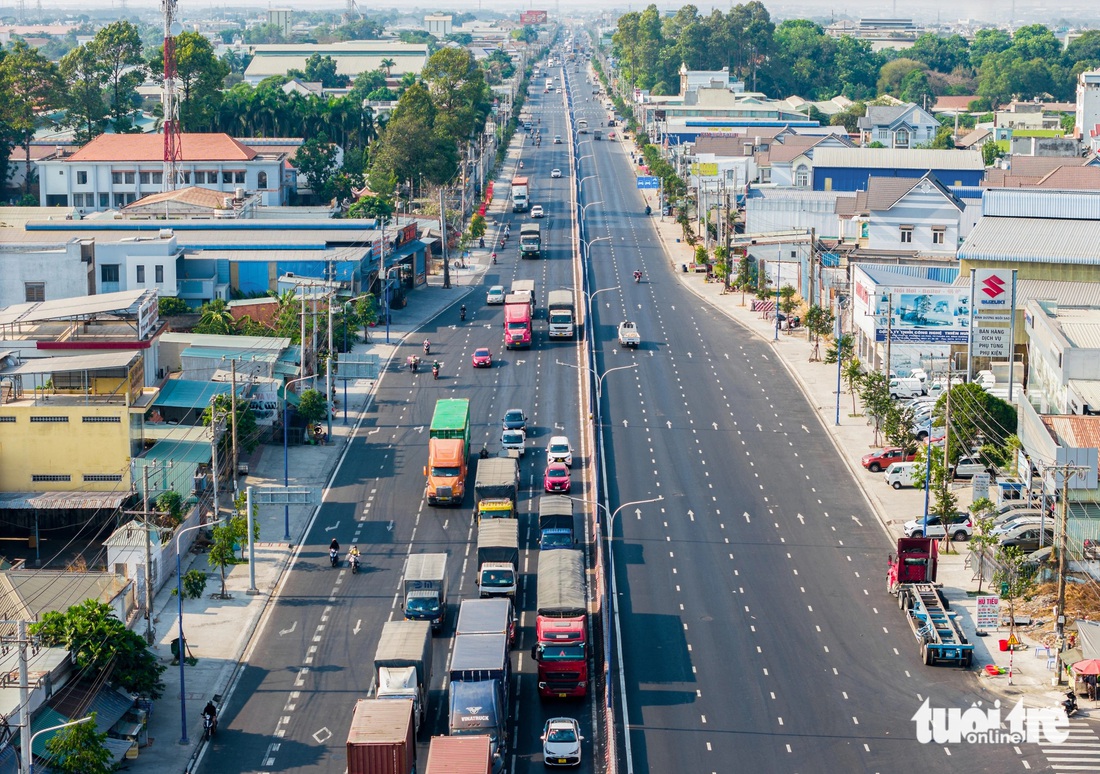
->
(424, 438, 467, 506)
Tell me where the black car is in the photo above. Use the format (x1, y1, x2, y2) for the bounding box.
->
(999, 526, 1056, 554)
(502, 408, 528, 432)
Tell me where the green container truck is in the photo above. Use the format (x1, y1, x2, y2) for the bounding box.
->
(430, 399, 471, 446)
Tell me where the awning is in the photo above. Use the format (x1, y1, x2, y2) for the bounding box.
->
(25, 492, 130, 510)
(0, 351, 137, 377)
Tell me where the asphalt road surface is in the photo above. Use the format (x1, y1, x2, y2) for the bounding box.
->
(200, 59, 601, 774)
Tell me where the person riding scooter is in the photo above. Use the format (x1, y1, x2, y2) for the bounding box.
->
(645, 205, 651, 215)
(460, 305, 467, 322)
(479, 237, 485, 249)
(348, 545, 361, 574)
(329, 538, 340, 567)
(432, 360, 440, 380)
(1064, 689, 1079, 718)
(202, 701, 218, 735)
(423, 339, 431, 355)
(634, 270, 642, 283)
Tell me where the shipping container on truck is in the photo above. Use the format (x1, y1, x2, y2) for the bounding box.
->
(473, 457, 520, 521)
(519, 223, 542, 259)
(510, 176, 530, 212)
(456, 597, 516, 646)
(373, 621, 433, 731)
(425, 399, 471, 505)
(532, 549, 588, 698)
(424, 735, 493, 774)
(346, 698, 416, 774)
(476, 519, 519, 598)
(538, 495, 575, 549)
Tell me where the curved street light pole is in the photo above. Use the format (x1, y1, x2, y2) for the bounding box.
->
(174, 519, 213, 746)
(581, 200, 603, 222)
(282, 374, 315, 540)
(27, 717, 93, 774)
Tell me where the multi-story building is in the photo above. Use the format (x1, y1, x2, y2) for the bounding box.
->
(1076, 69, 1100, 150)
(37, 134, 288, 212)
(242, 42, 430, 86)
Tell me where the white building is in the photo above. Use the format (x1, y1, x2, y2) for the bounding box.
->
(243, 42, 430, 86)
(425, 14, 453, 37)
(268, 8, 292, 38)
(1076, 69, 1100, 151)
(1025, 300, 1100, 416)
(37, 133, 288, 212)
(0, 237, 93, 307)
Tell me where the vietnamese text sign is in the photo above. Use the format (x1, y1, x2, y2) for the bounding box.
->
(972, 325, 1011, 358)
(976, 596, 1000, 630)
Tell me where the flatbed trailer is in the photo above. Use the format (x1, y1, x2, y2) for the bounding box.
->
(899, 582, 973, 667)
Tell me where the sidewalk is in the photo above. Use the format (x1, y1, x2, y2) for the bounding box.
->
(632, 164, 1074, 712)
(131, 203, 512, 773)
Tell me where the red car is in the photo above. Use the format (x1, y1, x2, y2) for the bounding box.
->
(543, 463, 571, 493)
(472, 347, 493, 368)
(861, 447, 917, 473)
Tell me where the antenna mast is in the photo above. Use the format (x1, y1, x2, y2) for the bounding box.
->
(162, 0, 183, 192)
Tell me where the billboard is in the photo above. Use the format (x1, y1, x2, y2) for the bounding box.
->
(854, 271, 969, 344)
(520, 10, 547, 24)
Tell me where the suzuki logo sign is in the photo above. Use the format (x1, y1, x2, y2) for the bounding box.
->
(981, 274, 1006, 300)
(975, 269, 1012, 309)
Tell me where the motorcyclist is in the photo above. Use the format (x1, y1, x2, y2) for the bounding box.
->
(634, 270, 642, 282)
(491, 252, 497, 264)
(423, 339, 431, 355)
(202, 701, 218, 732)
(460, 305, 466, 322)
(329, 538, 340, 553)
(479, 237, 485, 249)
(480, 446, 490, 459)
(348, 545, 361, 570)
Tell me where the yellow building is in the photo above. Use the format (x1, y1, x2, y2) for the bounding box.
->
(0, 351, 154, 497)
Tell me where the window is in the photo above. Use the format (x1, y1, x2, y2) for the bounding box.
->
(877, 129, 888, 141)
(32, 474, 72, 482)
(76, 171, 88, 185)
(30, 416, 68, 423)
(99, 193, 109, 207)
(760, 167, 771, 183)
(136, 265, 146, 283)
(155, 265, 164, 283)
(900, 227, 913, 244)
(793, 165, 809, 187)
(257, 171, 268, 188)
(101, 264, 120, 283)
(932, 229, 946, 245)
(82, 416, 121, 423)
(223, 170, 245, 184)
(895, 129, 910, 148)
(83, 473, 123, 482)
(111, 171, 135, 185)
(24, 282, 45, 302)
(140, 171, 163, 185)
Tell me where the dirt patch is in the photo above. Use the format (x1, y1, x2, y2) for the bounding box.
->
(1011, 578, 1100, 646)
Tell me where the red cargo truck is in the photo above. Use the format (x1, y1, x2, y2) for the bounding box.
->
(887, 537, 938, 595)
(424, 735, 492, 774)
(531, 549, 588, 698)
(503, 302, 532, 349)
(346, 699, 415, 774)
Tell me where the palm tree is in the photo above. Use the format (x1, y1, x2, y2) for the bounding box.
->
(195, 299, 236, 335)
(381, 58, 395, 78)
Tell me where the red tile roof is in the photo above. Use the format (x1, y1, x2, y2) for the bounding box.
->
(66, 133, 258, 163)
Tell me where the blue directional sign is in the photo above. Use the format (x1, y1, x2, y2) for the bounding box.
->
(636, 176, 660, 190)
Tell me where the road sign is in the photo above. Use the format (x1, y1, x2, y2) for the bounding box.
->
(636, 176, 660, 190)
(972, 472, 991, 502)
(1007, 634, 1020, 647)
(972, 325, 1011, 358)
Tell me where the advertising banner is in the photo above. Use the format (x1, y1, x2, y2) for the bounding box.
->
(872, 288, 970, 343)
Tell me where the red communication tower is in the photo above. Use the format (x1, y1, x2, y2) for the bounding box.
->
(162, 0, 183, 191)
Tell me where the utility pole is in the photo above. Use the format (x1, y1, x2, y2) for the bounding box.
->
(440, 187, 451, 289)
(18, 620, 30, 774)
(884, 293, 893, 376)
(142, 465, 154, 644)
(230, 358, 238, 493)
(1052, 462, 1087, 683)
(326, 292, 334, 442)
(299, 288, 307, 378)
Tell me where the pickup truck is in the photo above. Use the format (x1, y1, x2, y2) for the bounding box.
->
(617, 321, 640, 349)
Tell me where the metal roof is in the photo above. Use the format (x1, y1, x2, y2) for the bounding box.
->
(982, 188, 1100, 220)
(0, 288, 146, 326)
(139, 439, 215, 465)
(160, 332, 291, 350)
(1069, 380, 1100, 409)
(812, 147, 984, 170)
(26, 492, 130, 509)
(179, 347, 278, 363)
(951, 277, 1100, 306)
(152, 379, 237, 409)
(959, 216, 1100, 265)
(0, 351, 137, 376)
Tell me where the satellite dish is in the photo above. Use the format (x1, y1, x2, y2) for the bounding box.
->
(169, 21, 183, 37)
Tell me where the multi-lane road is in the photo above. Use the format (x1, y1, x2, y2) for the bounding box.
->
(201, 41, 1053, 774)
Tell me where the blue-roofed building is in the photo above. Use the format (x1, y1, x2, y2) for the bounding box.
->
(810, 147, 985, 192)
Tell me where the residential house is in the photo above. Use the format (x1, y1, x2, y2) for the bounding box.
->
(1024, 300, 1100, 416)
(1076, 69, 1100, 149)
(37, 133, 289, 211)
(857, 103, 940, 149)
(842, 174, 967, 255)
(760, 133, 853, 187)
(810, 147, 985, 192)
(983, 154, 1099, 188)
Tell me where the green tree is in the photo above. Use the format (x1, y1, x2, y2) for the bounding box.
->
(202, 392, 259, 454)
(43, 713, 113, 774)
(859, 371, 892, 447)
(778, 284, 798, 332)
(970, 28, 1012, 69)
(899, 69, 936, 110)
(992, 545, 1036, 641)
(149, 32, 229, 131)
(469, 213, 487, 239)
(294, 137, 341, 202)
(422, 47, 490, 141)
(194, 298, 235, 335)
(30, 599, 166, 698)
(929, 125, 955, 150)
(159, 296, 191, 316)
(912, 443, 958, 528)
(841, 355, 863, 416)
(209, 513, 247, 598)
(347, 194, 395, 220)
(296, 388, 329, 427)
(93, 20, 145, 133)
(0, 41, 63, 195)
(368, 82, 455, 188)
(882, 403, 919, 455)
(179, 568, 207, 600)
(969, 499, 996, 594)
(981, 139, 1003, 166)
(289, 54, 349, 88)
(877, 58, 925, 96)
(908, 33, 971, 74)
(933, 383, 1017, 464)
(804, 304, 835, 361)
(59, 44, 108, 143)
(380, 58, 395, 77)
(155, 490, 185, 526)
(830, 101, 866, 133)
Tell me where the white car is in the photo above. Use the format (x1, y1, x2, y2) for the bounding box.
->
(551, 168, 562, 178)
(547, 435, 573, 467)
(903, 513, 972, 541)
(487, 285, 505, 305)
(501, 428, 526, 456)
(554, 135, 563, 144)
(542, 717, 582, 767)
(531, 205, 545, 218)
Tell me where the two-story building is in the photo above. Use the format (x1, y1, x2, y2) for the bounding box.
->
(37, 134, 289, 212)
(810, 147, 985, 192)
(857, 102, 940, 149)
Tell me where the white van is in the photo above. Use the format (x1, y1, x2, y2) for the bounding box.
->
(885, 461, 920, 489)
(889, 377, 924, 399)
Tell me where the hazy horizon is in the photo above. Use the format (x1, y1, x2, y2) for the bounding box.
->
(7, 0, 1100, 28)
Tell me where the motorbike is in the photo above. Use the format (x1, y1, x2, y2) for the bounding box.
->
(500, 237, 506, 249)
(645, 205, 651, 215)
(329, 548, 339, 567)
(634, 271, 642, 283)
(479, 237, 485, 249)
(423, 340, 431, 355)
(202, 711, 218, 738)
(519, 161, 524, 169)
(432, 365, 440, 380)
(349, 553, 360, 574)
(460, 307, 466, 322)
(1064, 690, 1079, 718)
(492, 252, 497, 264)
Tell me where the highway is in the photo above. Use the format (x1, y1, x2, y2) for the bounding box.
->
(571, 59, 1048, 774)
(200, 57, 600, 773)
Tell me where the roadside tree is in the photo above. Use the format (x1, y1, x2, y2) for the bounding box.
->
(44, 712, 113, 774)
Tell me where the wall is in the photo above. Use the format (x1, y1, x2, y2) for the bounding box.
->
(866, 185, 962, 253)
(0, 243, 90, 306)
(813, 166, 983, 192)
(0, 402, 140, 492)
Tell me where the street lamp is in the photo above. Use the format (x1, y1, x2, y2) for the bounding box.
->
(28, 717, 93, 774)
(581, 200, 603, 222)
(282, 374, 315, 540)
(579, 174, 598, 191)
(556, 360, 636, 400)
(174, 519, 213, 746)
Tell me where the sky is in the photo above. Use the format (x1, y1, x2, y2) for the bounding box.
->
(16, 0, 1100, 27)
